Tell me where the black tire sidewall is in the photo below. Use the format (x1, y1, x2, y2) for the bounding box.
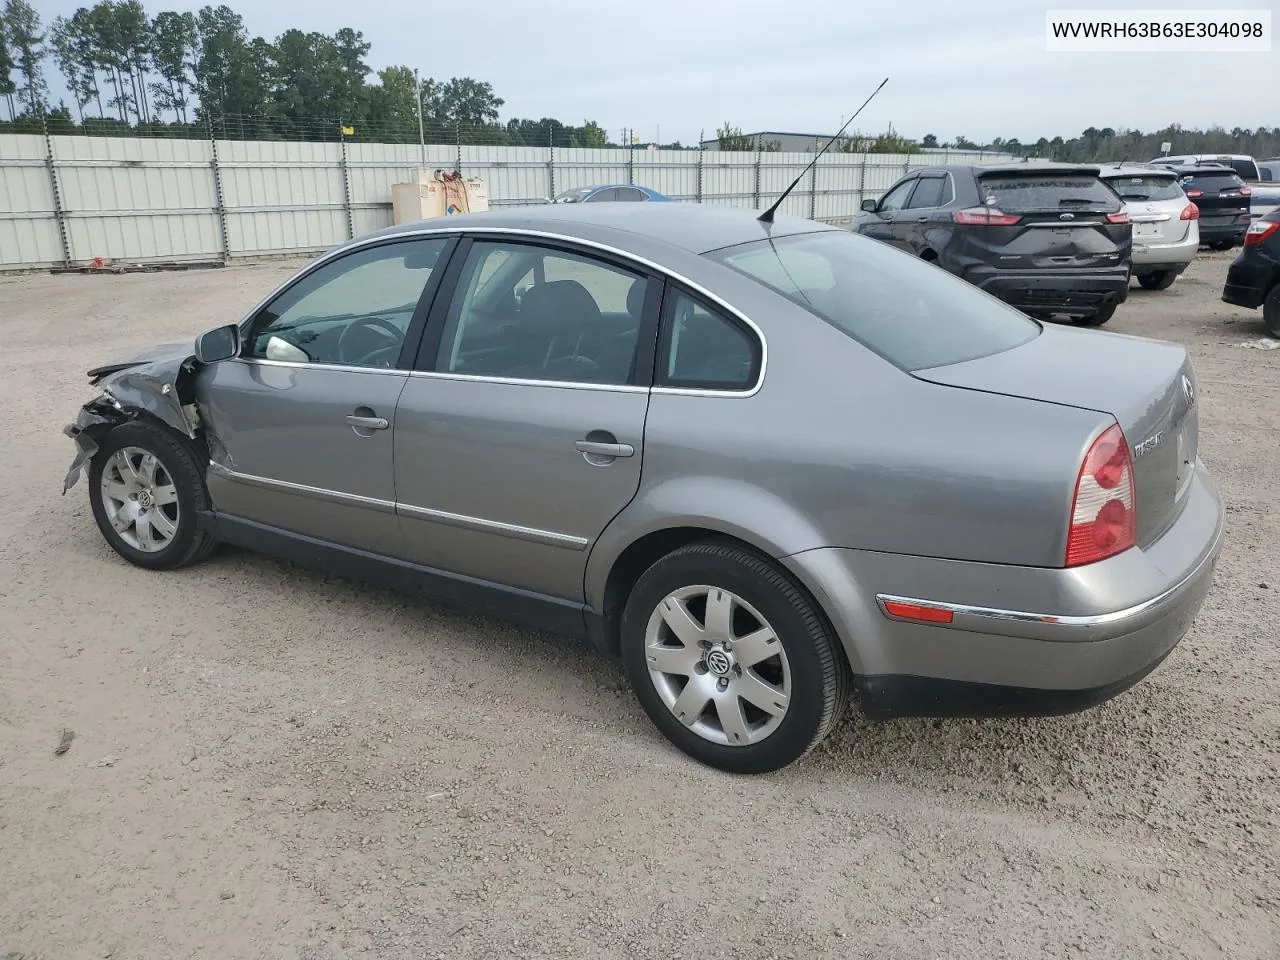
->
(1138, 270, 1174, 291)
(87, 422, 202, 570)
(1264, 285, 1280, 338)
(620, 545, 840, 774)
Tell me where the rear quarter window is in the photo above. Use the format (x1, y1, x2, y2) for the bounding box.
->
(705, 230, 1040, 372)
(978, 174, 1121, 212)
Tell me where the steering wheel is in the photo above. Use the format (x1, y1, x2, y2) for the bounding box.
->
(337, 315, 403, 365)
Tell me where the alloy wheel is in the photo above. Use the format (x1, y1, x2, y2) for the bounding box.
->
(642, 584, 792, 746)
(99, 446, 181, 553)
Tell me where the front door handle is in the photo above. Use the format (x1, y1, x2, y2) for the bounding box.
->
(575, 439, 634, 458)
(346, 414, 389, 431)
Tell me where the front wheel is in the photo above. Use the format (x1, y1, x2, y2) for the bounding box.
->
(620, 540, 849, 773)
(1072, 302, 1117, 327)
(1137, 270, 1177, 291)
(87, 420, 218, 570)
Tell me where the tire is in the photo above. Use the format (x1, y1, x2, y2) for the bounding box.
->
(1072, 302, 1117, 327)
(1264, 285, 1280, 339)
(1137, 270, 1177, 291)
(87, 419, 218, 570)
(620, 540, 849, 774)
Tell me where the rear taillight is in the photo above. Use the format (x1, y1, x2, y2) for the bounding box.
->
(1180, 203, 1200, 220)
(1185, 188, 1204, 199)
(1106, 211, 1130, 224)
(1240, 185, 1252, 197)
(1245, 220, 1280, 246)
(1066, 423, 1136, 568)
(953, 207, 1021, 226)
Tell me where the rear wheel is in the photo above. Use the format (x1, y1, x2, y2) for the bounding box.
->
(1137, 270, 1177, 291)
(1264, 285, 1280, 338)
(620, 540, 848, 774)
(87, 420, 218, 570)
(1072, 302, 1117, 327)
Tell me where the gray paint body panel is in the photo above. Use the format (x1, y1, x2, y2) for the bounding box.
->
(62, 203, 1226, 706)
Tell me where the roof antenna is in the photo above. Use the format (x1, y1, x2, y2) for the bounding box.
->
(758, 76, 890, 223)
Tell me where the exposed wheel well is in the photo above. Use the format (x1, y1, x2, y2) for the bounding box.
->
(597, 527, 845, 666)
(920, 249, 938, 262)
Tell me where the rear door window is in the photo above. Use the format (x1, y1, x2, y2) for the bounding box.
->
(1103, 175, 1184, 202)
(905, 176, 945, 208)
(978, 174, 1121, 212)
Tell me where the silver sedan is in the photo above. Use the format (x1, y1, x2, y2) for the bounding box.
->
(61, 202, 1225, 773)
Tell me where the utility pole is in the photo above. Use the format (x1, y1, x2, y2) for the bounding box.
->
(414, 67, 426, 170)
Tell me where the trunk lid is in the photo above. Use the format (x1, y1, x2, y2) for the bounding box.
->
(914, 324, 1199, 549)
(971, 169, 1131, 270)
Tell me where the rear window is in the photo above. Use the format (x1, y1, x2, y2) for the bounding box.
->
(1180, 171, 1246, 192)
(705, 230, 1039, 372)
(1102, 175, 1184, 202)
(977, 174, 1121, 212)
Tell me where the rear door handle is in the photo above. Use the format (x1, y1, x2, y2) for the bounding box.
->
(575, 440, 634, 458)
(346, 415, 389, 430)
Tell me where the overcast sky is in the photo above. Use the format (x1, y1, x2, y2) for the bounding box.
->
(29, 0, 1277, 143)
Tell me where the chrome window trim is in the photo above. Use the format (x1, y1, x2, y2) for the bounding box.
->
(209, 462, 588, 550)
(233, 225, 768, 399)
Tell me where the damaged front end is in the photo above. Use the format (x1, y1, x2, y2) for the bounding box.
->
(62, 345, 204, 495)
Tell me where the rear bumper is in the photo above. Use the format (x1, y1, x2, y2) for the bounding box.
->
(964, 269, 1129, 316)
(1199, 220, 1249, 245)
(1221, 256, 1279, 310)
(782, 459, 1225, 719)
(1131, 233, 1198, 269)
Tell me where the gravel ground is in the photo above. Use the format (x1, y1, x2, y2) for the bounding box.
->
(1, 250, 1278, 960)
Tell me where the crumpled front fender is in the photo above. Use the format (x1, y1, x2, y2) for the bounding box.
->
(61, 349, 204, 495)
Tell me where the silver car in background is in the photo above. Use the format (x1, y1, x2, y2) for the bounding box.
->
(1100, 164, 1200, 291)
(61, 203, 1225, 774)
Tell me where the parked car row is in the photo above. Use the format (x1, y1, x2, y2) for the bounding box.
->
(851, 161, 1135, 326)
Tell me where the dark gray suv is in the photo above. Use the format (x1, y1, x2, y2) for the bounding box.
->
(853, 162, 1133, 326)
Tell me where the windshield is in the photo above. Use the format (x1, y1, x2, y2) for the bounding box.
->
(705, 230, 1040, 372)
(1103, 174, 1184, 201)
(977, 174, 1121, 212)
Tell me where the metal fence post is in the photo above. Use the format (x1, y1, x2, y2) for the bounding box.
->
(339, 126, 355, 240)
(753, 140, 762, 208)
(42, 117, 73, 267)
(809, 151, 819, 220)
(696, 138, 704, 204)
(207, 119, 231, 262)
(455, 122, 462, 174)
(628, 130, 635, 184)
(548, 128, 556, 201)
(858, 154, 868, 208)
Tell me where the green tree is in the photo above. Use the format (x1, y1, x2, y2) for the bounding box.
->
(149, 10, 197, 123)
(4, 0, 47, 115)
(49, 10, 102, 122)
(0, 9, 22, 120)
(921, 132, 938, 148)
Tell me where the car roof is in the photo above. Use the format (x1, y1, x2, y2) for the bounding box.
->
(357, 201, 836, 256)
(908, 161, 1103, 177)
(1098, 163, 1178, 178)
(1156, 162, 1237, 175)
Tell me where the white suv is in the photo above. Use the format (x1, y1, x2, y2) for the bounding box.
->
(1100, 164, 1200, 291)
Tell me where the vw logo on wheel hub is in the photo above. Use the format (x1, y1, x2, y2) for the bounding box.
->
(705, 648, 733, 677)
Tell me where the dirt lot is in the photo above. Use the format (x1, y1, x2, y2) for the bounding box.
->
(1, 250, 1278, 960)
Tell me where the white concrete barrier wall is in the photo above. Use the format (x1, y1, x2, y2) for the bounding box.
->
(0, 133, 1001, 270)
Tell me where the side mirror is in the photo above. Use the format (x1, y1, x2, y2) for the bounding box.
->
(860, 198, 879, 213)
(194, 323, 240, 364)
